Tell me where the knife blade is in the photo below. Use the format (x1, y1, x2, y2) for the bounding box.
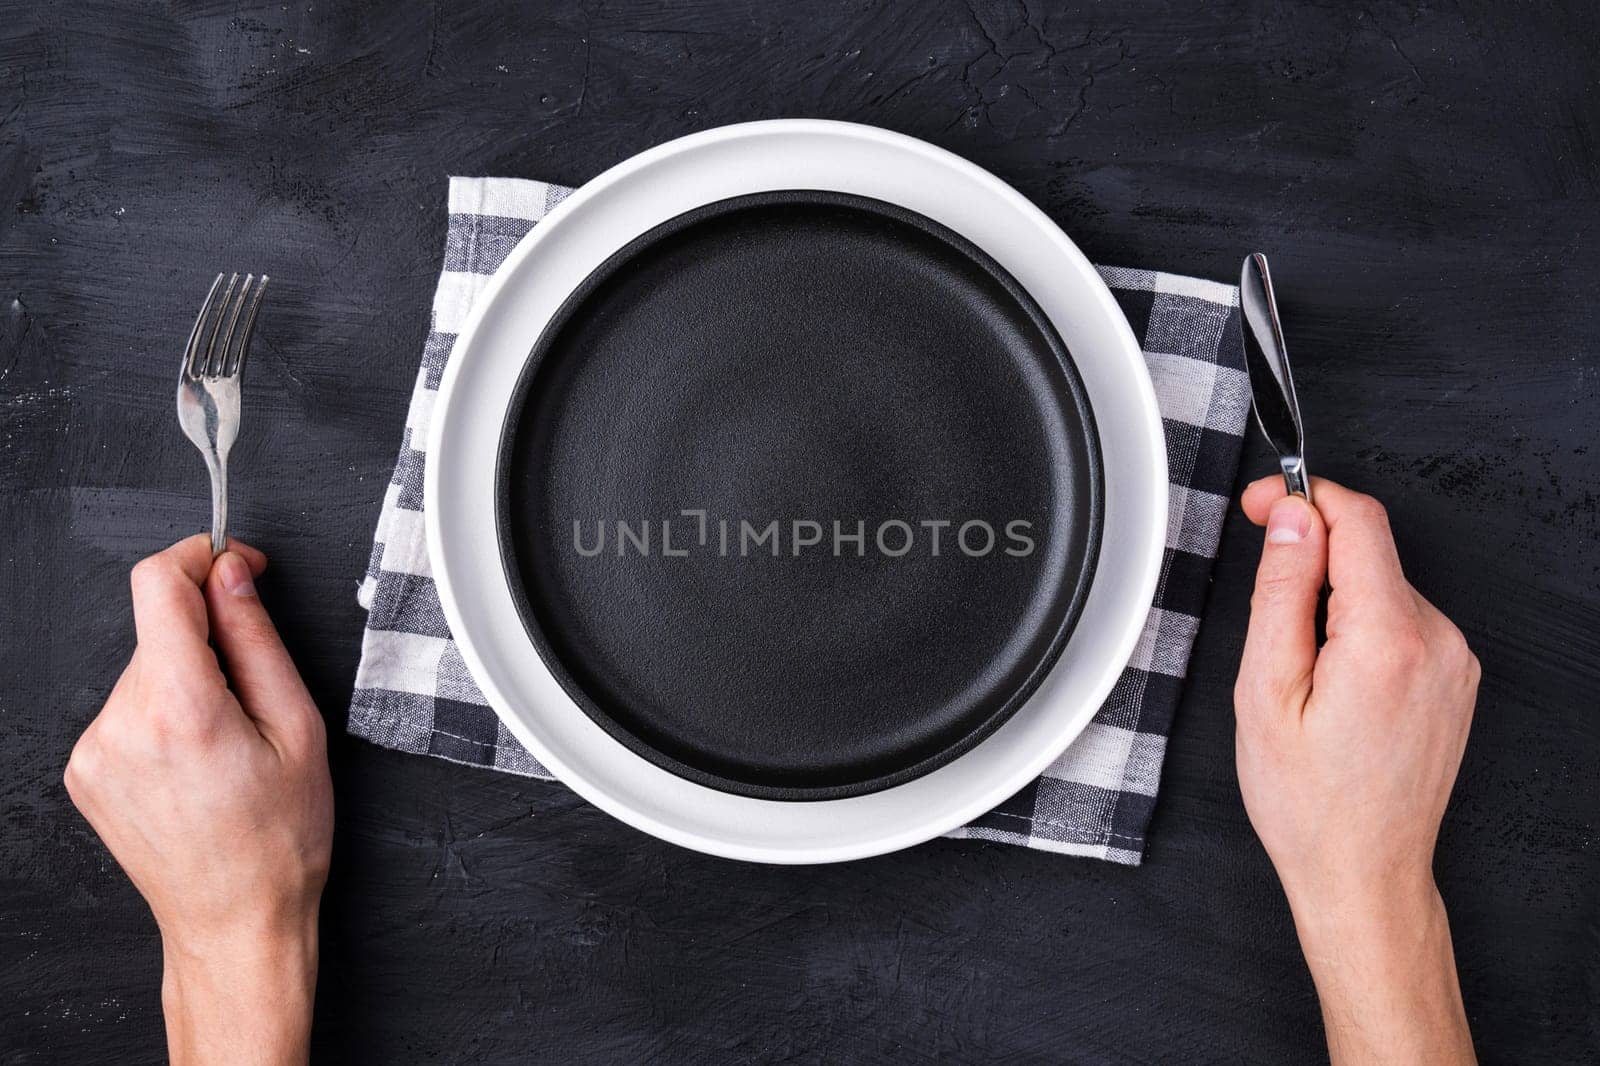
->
(1239, 252, 1311, 503)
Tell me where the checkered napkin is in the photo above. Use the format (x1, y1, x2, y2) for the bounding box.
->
(350, 176, 1249, 865)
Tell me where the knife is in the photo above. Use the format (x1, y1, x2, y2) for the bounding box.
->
(1239, 253, 1312, 504)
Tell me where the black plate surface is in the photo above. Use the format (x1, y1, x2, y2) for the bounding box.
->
(498, 191, 1101, 800)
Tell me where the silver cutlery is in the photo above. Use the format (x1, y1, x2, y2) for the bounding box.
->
(1239, 253, 1311, 504)
(176, 273, 269, 557)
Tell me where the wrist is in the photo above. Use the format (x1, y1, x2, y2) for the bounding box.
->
(1281, 869, 1475, 1064)
(1286, 857, 1440, 941)
(161, 911, 319, 1066)
(1282, 863, 1443, 957)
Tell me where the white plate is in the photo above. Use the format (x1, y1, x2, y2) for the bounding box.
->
(427, 120, 1167, 863)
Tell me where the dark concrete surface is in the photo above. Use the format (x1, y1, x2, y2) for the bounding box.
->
(2, 2, 1596, 1063)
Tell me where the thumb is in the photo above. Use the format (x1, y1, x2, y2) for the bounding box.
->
(205, 551, 317, 744)
(1237, 494, 1326, 719)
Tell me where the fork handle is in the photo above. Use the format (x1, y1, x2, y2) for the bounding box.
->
(206, 454, 228, 557)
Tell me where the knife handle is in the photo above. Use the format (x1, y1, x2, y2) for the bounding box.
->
(1279, 455, 1313, 505)
(1277, 454, 1328, 642)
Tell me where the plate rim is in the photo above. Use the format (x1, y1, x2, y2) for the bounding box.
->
(426, 118, 1168, 863)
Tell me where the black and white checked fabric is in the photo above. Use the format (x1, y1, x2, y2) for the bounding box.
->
(351, 176, 1249, 865)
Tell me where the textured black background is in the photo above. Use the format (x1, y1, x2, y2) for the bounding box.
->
(2, 2, 1597, 1063)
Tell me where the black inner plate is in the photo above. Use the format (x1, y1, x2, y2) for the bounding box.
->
(497, 191, 1101, 801)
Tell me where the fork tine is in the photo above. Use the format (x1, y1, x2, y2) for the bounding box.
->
(182, 273, 226, 379)
(225, 275, 269, 378)
(212, 273, 253, 378)
(201, 273, 241, 377)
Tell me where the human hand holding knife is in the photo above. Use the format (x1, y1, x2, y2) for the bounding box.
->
(1232, 253, 1479, 1064)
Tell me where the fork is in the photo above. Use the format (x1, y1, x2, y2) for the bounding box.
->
(177, 273, 269, 557)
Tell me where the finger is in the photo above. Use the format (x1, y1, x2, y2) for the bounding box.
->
(1305, 481, 1412, 612)
(1240, 474, 1342, 525)
(1237, 494, 1326, 718)
(129, 536, 222, 672)
(129, 536, 269, 668)
(135, 533, 269, 581)
(203, 551, 317, 745)
(1241, 477, 1411, 611)
(1241, 475, 1288, 525)
(223, 537, 270, 574)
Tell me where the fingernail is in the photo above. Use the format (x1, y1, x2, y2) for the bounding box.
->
(217, 552, 256, 597)
(1266, 497, 1312, 545)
